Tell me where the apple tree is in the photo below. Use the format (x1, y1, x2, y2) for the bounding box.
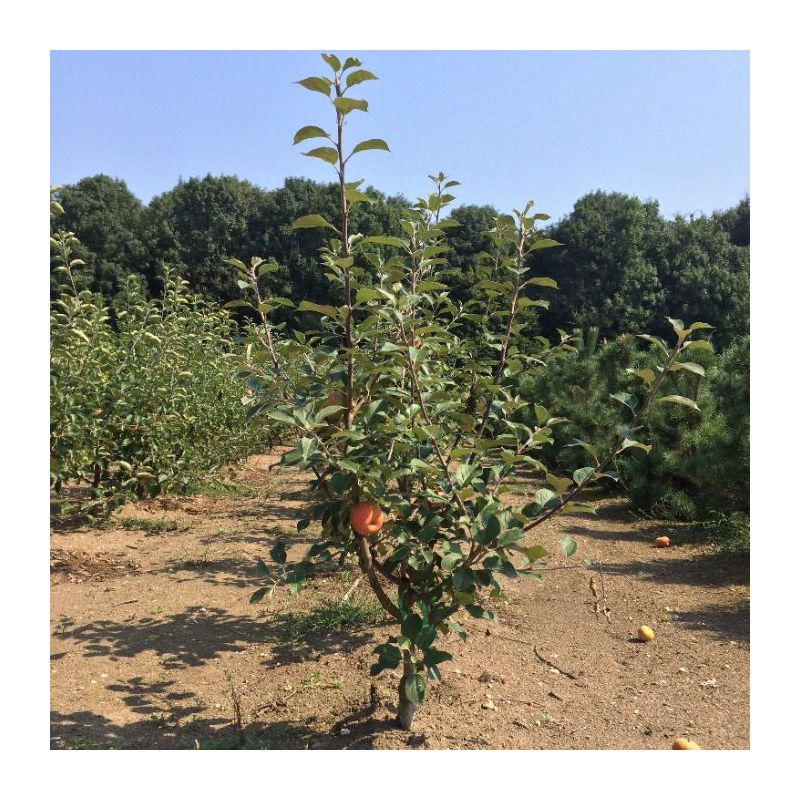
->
(239, 53, 710, 730)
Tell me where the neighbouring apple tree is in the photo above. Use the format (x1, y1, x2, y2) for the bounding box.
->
(238, 53, 711, 730)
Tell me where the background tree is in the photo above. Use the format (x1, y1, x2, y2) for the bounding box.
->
(533, 191, 668, 338)
(145, 175, 270, 302)
(50, 175, 152, 299)
(659, 214, 749, 346)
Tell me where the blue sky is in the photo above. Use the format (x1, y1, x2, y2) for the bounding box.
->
(50, 50, 749, 221)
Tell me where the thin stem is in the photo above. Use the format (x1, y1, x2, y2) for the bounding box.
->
(334, 74, 355, 429)
(357, 537, 401, 620)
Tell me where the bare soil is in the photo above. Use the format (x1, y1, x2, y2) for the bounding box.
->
(50, 451, 749, 750)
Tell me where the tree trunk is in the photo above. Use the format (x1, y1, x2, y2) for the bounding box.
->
(396, 650, 418, 731)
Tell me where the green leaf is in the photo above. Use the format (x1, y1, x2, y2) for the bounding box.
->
(249, 587, 268, 604)
(269, 541, 287, 565)
(333, 97, 368, 115)
(559, 536, 578, 558)
(526, 276, 558, 288)
(291, 214, 337, 231)
(670, 361, 706, 377)
(350, 138, 390, 157)
(533, 488, 558, 508)
(404, 672, 427, 705)
(618, 438, 653, 454)
(521, 545, 549, 563)
(667, 317, 686, 337)
(573, 466, 595, 485)
(302, 146, 339, 164)
(452, 567, 475, 592)
(355, 287, 383, 303)
(293, 125, 330, 145)
(546, 473, 573, 494)
(265, 408, 295, 425)
(637, 334, 669, 355)
(321, 53, 341, 72)
(298, 301, 339, 318)
(423, 648, 452, 667)
(534, 404, 548, 426)
(454, 462, 482, 488)
(223, 257, 248, 271)
(440, 552, 462, 572)
(683, 340, 714, 352)
(344, 188, 374, 205)
(566, 439, 599, 464)
(465, 604, 497, 621)
(362, 235, 406, 248)
(342, 57, 362, 71)
(529, 238, 562, 251)
(658, 395, 701, 411)
(255, 558, 270, 578)
(498, 528, 526, 547)
(562, 502, 597, 515)
(631, 367, 656, 385)
(688, 321, 714, 332)
(296, 76, 332, 96)
(223, 299, 255, 311)
(610, 391, 638, 414)
(345, 69, 378, 88)
(515, 296, 547, 310)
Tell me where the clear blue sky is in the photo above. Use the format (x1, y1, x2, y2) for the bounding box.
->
(50, 50, 749, 221)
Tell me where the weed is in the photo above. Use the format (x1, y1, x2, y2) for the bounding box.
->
(178, 550, 210, 570)
(120, 515, 184, 534)
(191, 479, 260, 499)
(71, 736, 123, 750)
(200, 734, 272, 750)
(264, 592, 387, 643)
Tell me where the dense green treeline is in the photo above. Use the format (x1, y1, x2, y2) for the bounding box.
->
(51, 175, 749, 539)
(51, 174, 749, 346)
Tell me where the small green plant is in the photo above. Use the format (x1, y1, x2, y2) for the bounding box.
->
(265, 591, 387, 643)
(70, 736, 123, 750)
(700, 511, 750, 552)
(120, 515, 182, 533)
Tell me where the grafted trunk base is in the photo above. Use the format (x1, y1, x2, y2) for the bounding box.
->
(395, 651, 419, 730)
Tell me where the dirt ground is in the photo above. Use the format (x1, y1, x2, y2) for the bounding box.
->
(50, 451, 749, 750)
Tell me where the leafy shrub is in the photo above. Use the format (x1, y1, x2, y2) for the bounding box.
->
(50, 192, 275, 514)
(516, 330, 749, 530)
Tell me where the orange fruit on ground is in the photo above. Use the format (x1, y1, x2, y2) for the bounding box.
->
(637, 625, 655, 642)
(350, 502, 385, 537)
(672, 738, 702, 750)
(655, 536, 671, 548)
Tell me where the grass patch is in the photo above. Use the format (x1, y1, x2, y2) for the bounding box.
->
(190, 478, 260, 499)
(69, 736, 123, 750)
(265, 591, 387, 643)
(702, 512, 750, 552)
(120, 515, 184, 534)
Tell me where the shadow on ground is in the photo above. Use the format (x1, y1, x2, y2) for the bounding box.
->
(52, 606, 257, 667)
(51, 678, 404, 750)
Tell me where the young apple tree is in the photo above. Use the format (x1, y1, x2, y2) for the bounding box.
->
(237, 53, 709, 730)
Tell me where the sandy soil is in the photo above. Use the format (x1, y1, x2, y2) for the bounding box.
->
(50, 451, 749, 750)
